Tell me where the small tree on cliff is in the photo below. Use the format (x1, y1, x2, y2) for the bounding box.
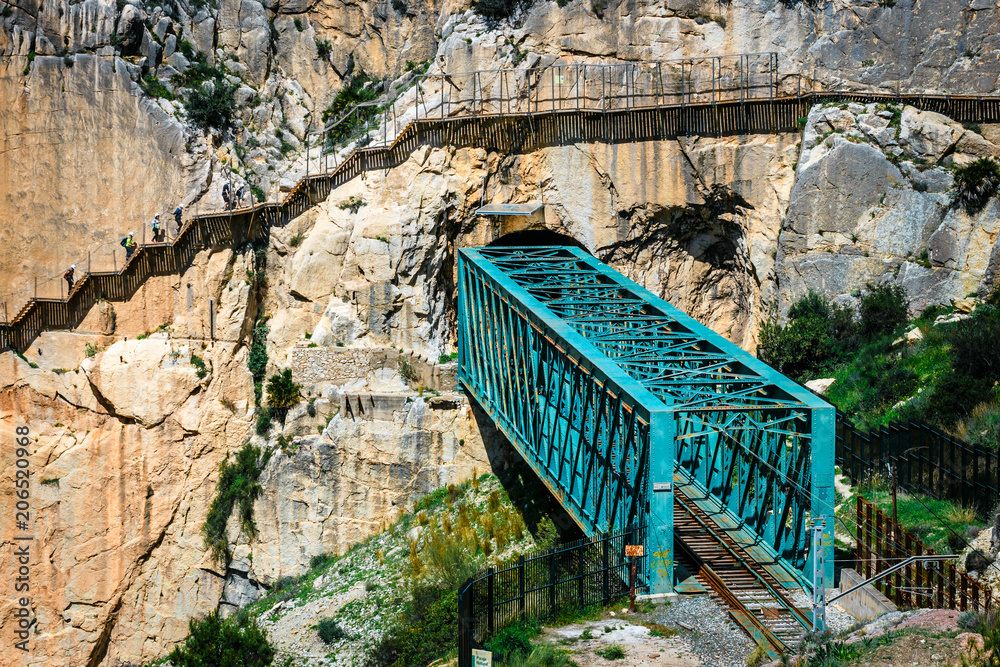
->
(168, 611, 275, 667)
(266, 368, 301, 424)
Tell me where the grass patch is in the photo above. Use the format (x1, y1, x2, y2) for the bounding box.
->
(595, 643, 626, 660)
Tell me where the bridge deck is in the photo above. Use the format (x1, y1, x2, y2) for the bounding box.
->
(673, 471, 802, 590)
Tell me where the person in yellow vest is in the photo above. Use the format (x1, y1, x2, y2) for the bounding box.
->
(124, 232, 136, 260)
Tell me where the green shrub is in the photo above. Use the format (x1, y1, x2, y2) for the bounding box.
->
(954, 158, 1000, 216)
(858, 282, 909, 339)
(365, 586, 457, 667)
(839, 354, 920, 424)
(472, 0, 531, 25)
(255, 408, 272, 436)
(965, 403, 1000, 448)
(596, 644, 626, 660)
(140, 73, 174, 100)
(202, 443, 272, 564)
(486, 623, 537, 658)
(309, 552, 335, 571)
(266, 368, 301, 423)
(321, 74, 381, 144)
(921, 373, 993, 427)
(535, 516, 558, 551)
(186, 78, 238, 131)
(178, 38, 196, 60)
(168, 612, 275, 667)
(317, 617, 350, 644)
(316, 38, 332, 59)
(758, 290, 860, 379)
(294, 17, 303, 31)
(399, 359, 418, 382)
(190, 353, 208, 379)
(952, 306, 1000, 381)
(249, 317, 270, 406)
(507, 645, 575, 667)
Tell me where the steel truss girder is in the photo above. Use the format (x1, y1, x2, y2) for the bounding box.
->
(457, 246, 834, 592)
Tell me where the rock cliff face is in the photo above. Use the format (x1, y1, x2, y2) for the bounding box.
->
(7, 0, 1000, 293)
(774, 103, 1000, 314)
(9, 0, 1000, 665)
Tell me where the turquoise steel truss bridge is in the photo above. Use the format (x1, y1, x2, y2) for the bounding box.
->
(457, 246, 834, 594)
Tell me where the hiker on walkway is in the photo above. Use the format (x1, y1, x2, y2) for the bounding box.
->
(151, 214, 161, 242)
(235, 185, 246, 209)
(174, 205, 184, 235)
(123, 232, 136, 261)
(64, 265, 75, 293)
(222, 182, 231, 210)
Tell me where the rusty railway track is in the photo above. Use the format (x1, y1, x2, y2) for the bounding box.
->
(674, 487, 811, 659)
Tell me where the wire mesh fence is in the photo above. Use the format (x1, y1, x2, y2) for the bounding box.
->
(458, 527, 644, 667)
(855, 496, 993, 612)
(836, 414, 1000, 518)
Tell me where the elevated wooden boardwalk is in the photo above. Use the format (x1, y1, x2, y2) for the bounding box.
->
(4, 89, 1000, 352)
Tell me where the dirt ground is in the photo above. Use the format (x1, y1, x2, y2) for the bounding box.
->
(845, 632, 969, 667)
(540, 619, 700, 667)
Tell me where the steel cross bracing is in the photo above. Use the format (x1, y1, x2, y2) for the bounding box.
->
(457, 246, 835, 594)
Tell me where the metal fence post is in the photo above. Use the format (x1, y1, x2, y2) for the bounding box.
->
(577, 543, 584, 607)
(487, 567, 494, 636)
(458, 578, 472, 667)
(602, 536, 609, 604)
(518, 555, 526, 619)
(549, 547, 556, 615)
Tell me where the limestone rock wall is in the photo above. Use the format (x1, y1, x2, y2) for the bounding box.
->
(0, 247, 258, 667)
(774, 102, 1000, 313)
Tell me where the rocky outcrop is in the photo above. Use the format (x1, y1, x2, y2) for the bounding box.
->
(0, 244, 265, 666)
(774, 102, 1000, 313)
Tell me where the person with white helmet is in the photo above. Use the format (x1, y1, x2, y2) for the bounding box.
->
(64, 264, 76, 293)
(151, 214, 161, 242)
(123, 232, 136, 261)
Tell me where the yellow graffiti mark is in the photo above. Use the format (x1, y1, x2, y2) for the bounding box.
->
(651, 549, 673, 577)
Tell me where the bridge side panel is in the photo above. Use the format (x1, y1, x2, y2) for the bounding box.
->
(457, 251, 652, 543)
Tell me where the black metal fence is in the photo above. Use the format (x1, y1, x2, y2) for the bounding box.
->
(836, 413, 1000, 516)
(457, 527, 644, 667)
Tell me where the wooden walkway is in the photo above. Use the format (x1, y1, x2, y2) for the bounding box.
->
(4, 91, 1000, 352)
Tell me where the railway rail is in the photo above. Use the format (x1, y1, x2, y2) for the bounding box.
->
(674, 487, 811, 659)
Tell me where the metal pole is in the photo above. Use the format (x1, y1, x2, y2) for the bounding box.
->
(812, 519, 827, 632)
(629, 556, 637, 613)
(209, 298, 216, 340)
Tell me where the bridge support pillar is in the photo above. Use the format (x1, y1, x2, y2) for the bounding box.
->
(808, 407, 836, 585)
(646, 410, 675, 595)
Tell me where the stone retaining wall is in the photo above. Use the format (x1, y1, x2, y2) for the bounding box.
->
(290, 344, 458, 391)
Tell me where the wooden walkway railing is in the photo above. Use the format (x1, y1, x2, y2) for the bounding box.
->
(855, 496, 993, 613)
(8, 57, 1000, 352)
